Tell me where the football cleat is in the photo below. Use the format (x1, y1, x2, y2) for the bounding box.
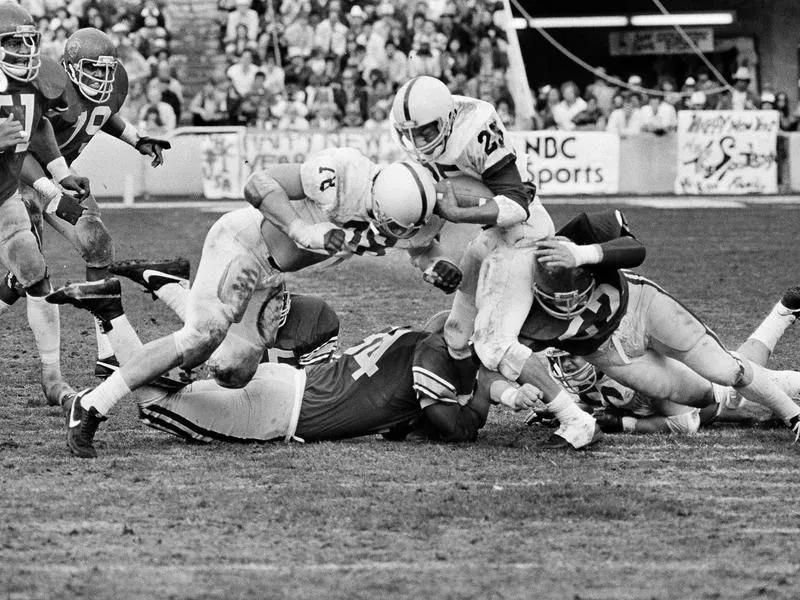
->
(109, 258, 190, 299)
(777, 286, 800, 319)
(540, 411, 603, 450)
(46, 278, 123, 324)
(64, 388, 106, 459)
(94, 355, 119, 379)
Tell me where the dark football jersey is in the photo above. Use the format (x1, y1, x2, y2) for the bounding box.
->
(296, 327, 475, 441)
(519, 210, 641, 355)
(46, 63, 128, 164)
(0, 58, 66, 203)
(262, 294, 340, 367)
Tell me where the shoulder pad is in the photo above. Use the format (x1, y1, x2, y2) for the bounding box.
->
(34, 57, 68, 100)
(112, 63, 129, 108)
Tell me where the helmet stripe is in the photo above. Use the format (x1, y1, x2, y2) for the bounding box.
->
(399, 162, 427, 226)
(402, 76, 419, 122)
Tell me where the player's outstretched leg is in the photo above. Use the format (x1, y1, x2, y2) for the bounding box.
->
(111, 257, 191, 321)
(62, 387, 105, 459)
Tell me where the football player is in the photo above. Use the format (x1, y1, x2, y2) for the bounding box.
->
(0, 1, 93, 404)
(389, 75, 555, 381)
(1, 27, 171, 378)
(542, 286, 800, 434)
(53, 279, 485, 455)
(46, 148, 459, 456)
(483, 210, 800, 446)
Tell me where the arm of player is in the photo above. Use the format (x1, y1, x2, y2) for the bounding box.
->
(477, 366, 543, 411)
(421, 397, 489, 443)
(102, 114, 172, 167)
(243, 167, 345, 254)
(20, 154, 62, 207)
(27, 117, 90, 199)
(407, 239, 462, 294)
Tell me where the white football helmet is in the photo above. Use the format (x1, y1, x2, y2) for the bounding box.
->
(372, 161, 437, 239)
(391, 76, 455, 163)
(545, 348, 598, 394)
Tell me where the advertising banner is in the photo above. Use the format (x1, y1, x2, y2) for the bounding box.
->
(675, 110, 779, 194)
(609, 28, 714, 56)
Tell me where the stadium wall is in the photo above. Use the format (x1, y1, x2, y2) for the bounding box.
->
(73, 127, 800, 200)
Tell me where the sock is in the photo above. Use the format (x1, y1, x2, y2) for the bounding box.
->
(94, 317, 114, 359)
(770, 369, 800, 398)
(80, 371, 131, 416)
(738, 362, 800, 422)
(26, 294, 61, 379)
(106, 315, 144, 364)
(749, 303, 795, 352)
(546, 390, 585, 422)
(155, 281, 189, 321)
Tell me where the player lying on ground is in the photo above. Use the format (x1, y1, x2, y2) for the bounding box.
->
(47, 148, 461, 456)
(0, 1, 94, 405)
(0, 27, 170, 384)
(55, 279, 486, 455)
(481, 210, 800, 446)
(388, 76, 557, 381)
(540, 286, 800, 434)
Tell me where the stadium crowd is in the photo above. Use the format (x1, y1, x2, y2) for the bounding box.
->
(199, 0, 517, 130)
(535, 66, 800, 137)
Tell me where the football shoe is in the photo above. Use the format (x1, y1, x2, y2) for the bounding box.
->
(0, 271, 25, 304)
(777, 286, 800, 319)
(64, 388, 106, 459)
(109, 258, 189, 299)
(540, 411, 603, 450)
(46, 278, 123, 324)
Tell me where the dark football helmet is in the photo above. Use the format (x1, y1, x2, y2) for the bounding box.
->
(62, 28, 117, 103)
(0, 2, 41, 82)
(533, 262, 596, 320)
(545, 348, 598, 394)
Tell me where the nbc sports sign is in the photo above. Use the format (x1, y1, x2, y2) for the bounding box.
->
(511, 131, 620, 195)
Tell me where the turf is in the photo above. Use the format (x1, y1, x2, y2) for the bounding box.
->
(2, 202, 800, 599)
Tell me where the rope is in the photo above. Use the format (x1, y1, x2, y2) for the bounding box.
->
(509, 0, 729, 98)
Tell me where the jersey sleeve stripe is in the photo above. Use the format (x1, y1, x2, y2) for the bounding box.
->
(413, 383, 458, 403)
(412, 366, 456, 392)
(299, 337, 339, 365)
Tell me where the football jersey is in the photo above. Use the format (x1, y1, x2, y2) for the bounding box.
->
(295, 328, 476, 441)
(262, 294, 340, 367)
(579, 375, 657, 417)
(0, 57, 67, 204)
(519, 210, 639, 355)
(47, 63, 129, 164)
(392, 95, 519, 184)
(296, 146, 444, 257)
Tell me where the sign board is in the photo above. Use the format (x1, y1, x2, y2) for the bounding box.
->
(609, 28, 714, 56)
(675, 110, 779, 194)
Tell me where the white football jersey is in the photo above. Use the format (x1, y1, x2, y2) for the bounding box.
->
(296, 147, 443, 257)
(582, 375, 657, 417)
(392, 95, 520, 182)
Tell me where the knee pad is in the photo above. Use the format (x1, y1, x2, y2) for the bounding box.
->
(218, 254, 260, 323)
(1, 229, 47, 290)
(75, 216, 114, 268)
(665, 410, 701, 435)
(206, 333, 263, 389)
(243, 171, 281, 209)
(173, 324, 226, 370)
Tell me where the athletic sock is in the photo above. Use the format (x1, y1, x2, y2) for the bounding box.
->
(749, 303, 796, 352)
(546, 390, 586, 422)
(105, 315, 144, 364)
(155, 281, 189, 321)
(770, 369, 800, 398)
(739, 362, 800, 422)
(26, 294, 61, 379)
(94, 317, 114, 360)
(80, 371, 131, 417)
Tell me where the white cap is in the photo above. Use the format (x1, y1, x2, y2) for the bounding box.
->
(733, 66, 751, 81)
(627, 75, 642, 86)
(689, 91, 706, 106)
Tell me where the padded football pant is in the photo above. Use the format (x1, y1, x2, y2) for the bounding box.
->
(0, 191, 47, 291)
(21, 183, 114, 270)
(138, 363, 306, 443)
(444, 196, 554, 364)
(585, 275, 800, 421)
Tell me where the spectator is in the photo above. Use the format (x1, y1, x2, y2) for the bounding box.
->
(277, 103, 310, 130)
(314, 7, 348, 57)
(363, 103, 389, 130)
(496, 98, 515, 128)
(658, 78, 682, 107)
(686, 91, 707, 110)
(149, 75, 182, 123)
(466, 36, 507, 79)
(225, 22, 255, 57)
(760, 90, 776, 110)
(552, 81, 587, 131)
(189, 78, 230, 126)
(139, 105, 167, 136)
(333, 68, 368, 124)
(225, 0, 259, 43)
(49, 6, 78, 34)
(236, 71, 268, 125)
(138, 85, 177, 131)
(134, 0, 168, 30)
(408, 40, 441, 78)
(730, 67, 758, 110)
(280, 0, 311, 26)
(775, 92, 794, 131)
(42, 26, 68, 61)
(640, 94, 677, 135)
(115, 32, 150, 84)
(283, 10, 315, 58)
(226, 49, 259, 97)
(284, 51, 313, 89)
(586, 67, 615, 116)
(438, 7, 471, 52)
(539, 85, 560, 130)
(572, 95, 605, 131)
(382, 40, 408, 89)
(309, 101, 339, 131)
(606, 92, 642, 138)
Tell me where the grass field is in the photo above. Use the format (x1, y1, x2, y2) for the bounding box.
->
(3, 201, 800, 600)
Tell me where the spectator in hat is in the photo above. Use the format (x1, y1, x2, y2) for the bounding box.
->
(760, 90, 776, 110)
(687, 91, 707, 110)
(731, 67, 758, 110)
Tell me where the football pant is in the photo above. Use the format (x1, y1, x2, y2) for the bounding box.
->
(0, 191, 47, 290)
